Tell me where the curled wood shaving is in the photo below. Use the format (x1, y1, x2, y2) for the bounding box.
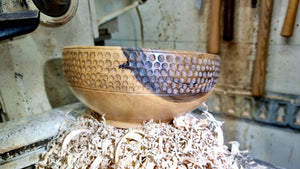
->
(90, 156, 103, 169)
(115, 130, 145, 163)
(62, 129, 90, 150)
(37, 110, 237, 168)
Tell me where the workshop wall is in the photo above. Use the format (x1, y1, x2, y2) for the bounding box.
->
(0, 0, 299, 168)
(105, 0, 300, 96)
(106, 0, 258, 94)
(267, 1, 300, 95)
(0, 1, 93, 120)
(103, 0, 300, 168)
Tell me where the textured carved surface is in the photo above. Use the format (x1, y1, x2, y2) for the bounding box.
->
(62, 49, 139, 92)
(62, 46, 221, 127)
(63, 47, 220, 100)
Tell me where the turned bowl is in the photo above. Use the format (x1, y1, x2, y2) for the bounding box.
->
(62, 46, 221, 128)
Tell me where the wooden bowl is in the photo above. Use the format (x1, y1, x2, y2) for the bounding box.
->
(62, 46, 221, 128)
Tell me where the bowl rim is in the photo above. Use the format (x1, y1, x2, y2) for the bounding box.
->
(63, 46, 220, 59)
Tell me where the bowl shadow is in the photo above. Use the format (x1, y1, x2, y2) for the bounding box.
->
(43, 58, 78, 108)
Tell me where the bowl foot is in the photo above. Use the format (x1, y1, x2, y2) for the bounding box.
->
(105, 119, 146, 128)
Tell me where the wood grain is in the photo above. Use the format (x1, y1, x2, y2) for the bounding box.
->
(281, 0, 299, 37)
(252, 0, 274, 96)
(207, 0, 222, 54)
(62, 46, 221, 128)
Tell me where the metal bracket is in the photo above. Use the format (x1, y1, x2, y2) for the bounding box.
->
(254, 97, 300, 129)
(0, 10, 40, 41)
(206, 91, 300, 130)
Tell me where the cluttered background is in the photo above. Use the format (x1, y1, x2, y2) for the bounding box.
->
(0, 0, 300, 168)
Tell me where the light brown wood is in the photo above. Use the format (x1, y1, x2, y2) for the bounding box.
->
(252, 0, 274, 97)
(207, 0, 222, 54)
(62, 46, 221, 128)
(281, 0, 299, 37)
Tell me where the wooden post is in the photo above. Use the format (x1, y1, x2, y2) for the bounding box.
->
(281, 0, 299, 37)
(207, 0, 222, 54)
(223, 0, 234, 41)
(252, 0, 274, 97)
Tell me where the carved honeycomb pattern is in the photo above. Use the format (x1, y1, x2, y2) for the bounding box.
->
(62, 50, 143, 93)
(62, 49, 221, 95)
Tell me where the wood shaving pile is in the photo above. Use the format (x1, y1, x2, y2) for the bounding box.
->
(38, 110, 236, 169)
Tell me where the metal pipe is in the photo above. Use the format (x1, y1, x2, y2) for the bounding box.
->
(0, 102, 87, 154)
(0, 103, 88, 168)
(97, 1, 139, 25)
(0, 102, 88, 168)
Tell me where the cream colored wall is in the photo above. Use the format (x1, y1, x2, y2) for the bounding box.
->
(101, 0, 300, 168)
(0, 0, 299, 167)
(105, 0, 260, 96)
(105, 0, 300, 96)
(267, 0, 300, 95)
(0, 1, 94, 120)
